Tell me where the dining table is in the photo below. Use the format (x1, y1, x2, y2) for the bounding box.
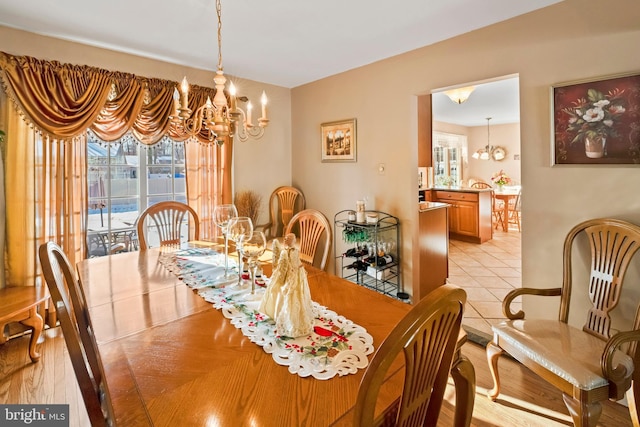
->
(493, 187, 521, 231)
(77, 242, 474, 426)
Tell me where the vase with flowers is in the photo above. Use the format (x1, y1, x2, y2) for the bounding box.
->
(491, 170, 511, 191)
(562, 88, 626, 158)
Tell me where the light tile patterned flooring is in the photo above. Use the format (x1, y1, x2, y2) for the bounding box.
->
(447, 227, 522, 340)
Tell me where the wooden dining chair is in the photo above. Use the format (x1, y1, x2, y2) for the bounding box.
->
(135, 201, 199, 250)
(258, 186, 305, 241)
(284, 208, 331, 270)
(487, 218, 640, 427)
(353, 284, 468, 427)
(38, 242, 115, 426)
(470, 181, 491, 189)
(471, 181, 503, 230)
(505, 189, 522, 231)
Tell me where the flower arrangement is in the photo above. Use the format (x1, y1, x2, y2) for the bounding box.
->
(491, 170, 511, 186)
(562, 88, 626, 145)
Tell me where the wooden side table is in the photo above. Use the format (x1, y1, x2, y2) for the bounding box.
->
(0, 286, 48, 362)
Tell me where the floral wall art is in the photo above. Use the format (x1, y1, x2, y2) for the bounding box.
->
(553, 72, 640, 165)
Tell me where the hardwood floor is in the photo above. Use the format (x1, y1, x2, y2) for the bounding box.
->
(0, 326, 633, 426)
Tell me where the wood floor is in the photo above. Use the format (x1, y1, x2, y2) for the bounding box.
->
(0, 326, 633, 426)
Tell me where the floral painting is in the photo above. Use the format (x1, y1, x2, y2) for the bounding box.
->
(553, 73, 640, 164)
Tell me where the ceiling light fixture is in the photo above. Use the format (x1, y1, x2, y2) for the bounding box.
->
(170, 0, 269, 145)
(444, 85, 476, 104)
(472, 117, 506, 161)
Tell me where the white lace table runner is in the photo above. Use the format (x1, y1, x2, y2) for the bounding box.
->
(159, 247, 374, 380)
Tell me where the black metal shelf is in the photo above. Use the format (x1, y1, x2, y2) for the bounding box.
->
(334, 210, 408, 301)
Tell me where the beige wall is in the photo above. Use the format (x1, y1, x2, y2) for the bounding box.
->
(291, 0, 640, 323)
(0, 26, 292, 226)
(467, 122, 521, 185)
(433, 120, 522, 185)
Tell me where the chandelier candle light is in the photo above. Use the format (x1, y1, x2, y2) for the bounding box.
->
(170, 0, 269, 144)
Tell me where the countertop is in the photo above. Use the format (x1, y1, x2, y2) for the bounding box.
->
(428, 186, 493, 193)
(418, 201, 449, 212)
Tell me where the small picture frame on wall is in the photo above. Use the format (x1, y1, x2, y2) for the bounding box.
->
(321, 119, 357, 163)
(552, 72, 640, 165)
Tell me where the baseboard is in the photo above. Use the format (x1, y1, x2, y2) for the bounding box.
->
(462, 324, 491, 347)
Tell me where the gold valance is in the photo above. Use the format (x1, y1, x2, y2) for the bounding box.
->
(0, 51, 218, 145)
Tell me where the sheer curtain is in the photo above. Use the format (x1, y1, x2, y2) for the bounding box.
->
(0, 51, 231, 291)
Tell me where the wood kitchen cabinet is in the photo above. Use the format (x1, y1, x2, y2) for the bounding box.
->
(416, 202, 449, 301)
(431, 189, 492, 243)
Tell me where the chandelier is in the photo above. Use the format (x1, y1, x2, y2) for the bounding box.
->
(444, 86, 475, 104)
(170, 0, 269, 144)
(472, 117, 506, 161)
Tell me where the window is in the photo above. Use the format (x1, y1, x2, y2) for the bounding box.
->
(87, 133, 186, 256)
(432, 132, 467, 186)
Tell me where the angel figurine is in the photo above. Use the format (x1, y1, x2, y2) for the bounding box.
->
(259, 234, 315, 337)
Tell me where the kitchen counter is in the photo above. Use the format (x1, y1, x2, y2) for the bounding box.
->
(429, 186, 493, 193)
(418, 201, 449, 212)
(416, 202, 449, 300)
(420, 187, 493, 244)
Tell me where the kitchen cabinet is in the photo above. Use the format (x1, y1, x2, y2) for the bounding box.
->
(416, 202, 449, 301)
(432, 189, 492, 243)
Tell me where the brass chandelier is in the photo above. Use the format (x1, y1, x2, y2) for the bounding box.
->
(170, 0, 269, 144)
(472, 117, 506, 161)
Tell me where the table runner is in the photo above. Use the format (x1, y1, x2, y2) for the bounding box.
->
(159, 247, 374, 380)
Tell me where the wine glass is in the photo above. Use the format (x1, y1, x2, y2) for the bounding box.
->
(227, 217, 254, 286)
(213, 204, 238, 279)
(239, 231, 267, 299)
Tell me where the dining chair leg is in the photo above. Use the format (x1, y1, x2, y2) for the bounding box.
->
(451, 352, 475, 427)
(562, 393, 602, 427)
(486, 341, 504, 400)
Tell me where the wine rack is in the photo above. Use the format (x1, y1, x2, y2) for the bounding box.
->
(334, 210, 408, 300)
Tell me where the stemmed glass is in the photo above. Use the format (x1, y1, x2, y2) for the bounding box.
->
(239, 231, 267, 299)
(213, 204, 238, 280)
(227, 217, 254, 286)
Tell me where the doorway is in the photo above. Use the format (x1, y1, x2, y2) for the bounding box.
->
(431, 75, 522, 340)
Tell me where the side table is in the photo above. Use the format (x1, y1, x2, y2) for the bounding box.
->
(0, 286, 48, 362)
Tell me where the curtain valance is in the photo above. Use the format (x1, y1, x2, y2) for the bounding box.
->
(0, 51, 218, 145)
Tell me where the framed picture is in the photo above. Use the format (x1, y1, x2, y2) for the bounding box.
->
(321, 119, 357, 163)
(552, 72, 640, 165)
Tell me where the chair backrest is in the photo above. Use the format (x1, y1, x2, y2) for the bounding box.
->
(470, 181, 491, 189)
(135, 201, 200, 250)
(263, 186, 306, 240)
(560, 218, 640, 341)
(284, 208, 331, 270)
(353, 284, 467, 426)
(38, 242, 115, 426)
(511, 189, 522, 212)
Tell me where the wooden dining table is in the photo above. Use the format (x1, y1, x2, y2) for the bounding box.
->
(77, 242, 474, 426)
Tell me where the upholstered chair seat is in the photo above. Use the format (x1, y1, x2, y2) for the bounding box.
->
(493, 319, 634, 392)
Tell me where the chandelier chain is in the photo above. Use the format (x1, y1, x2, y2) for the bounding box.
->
(170, 0, 269, 144)
(216, 0, 223, 72)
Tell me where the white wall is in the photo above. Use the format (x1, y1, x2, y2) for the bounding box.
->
(291, 0, 640, 323)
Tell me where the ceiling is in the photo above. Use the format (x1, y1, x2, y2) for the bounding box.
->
(432, 77, 520, 127)
(0, 0, 557, 125)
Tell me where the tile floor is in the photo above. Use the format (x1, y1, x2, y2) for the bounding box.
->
(447, 226, 522, 340)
